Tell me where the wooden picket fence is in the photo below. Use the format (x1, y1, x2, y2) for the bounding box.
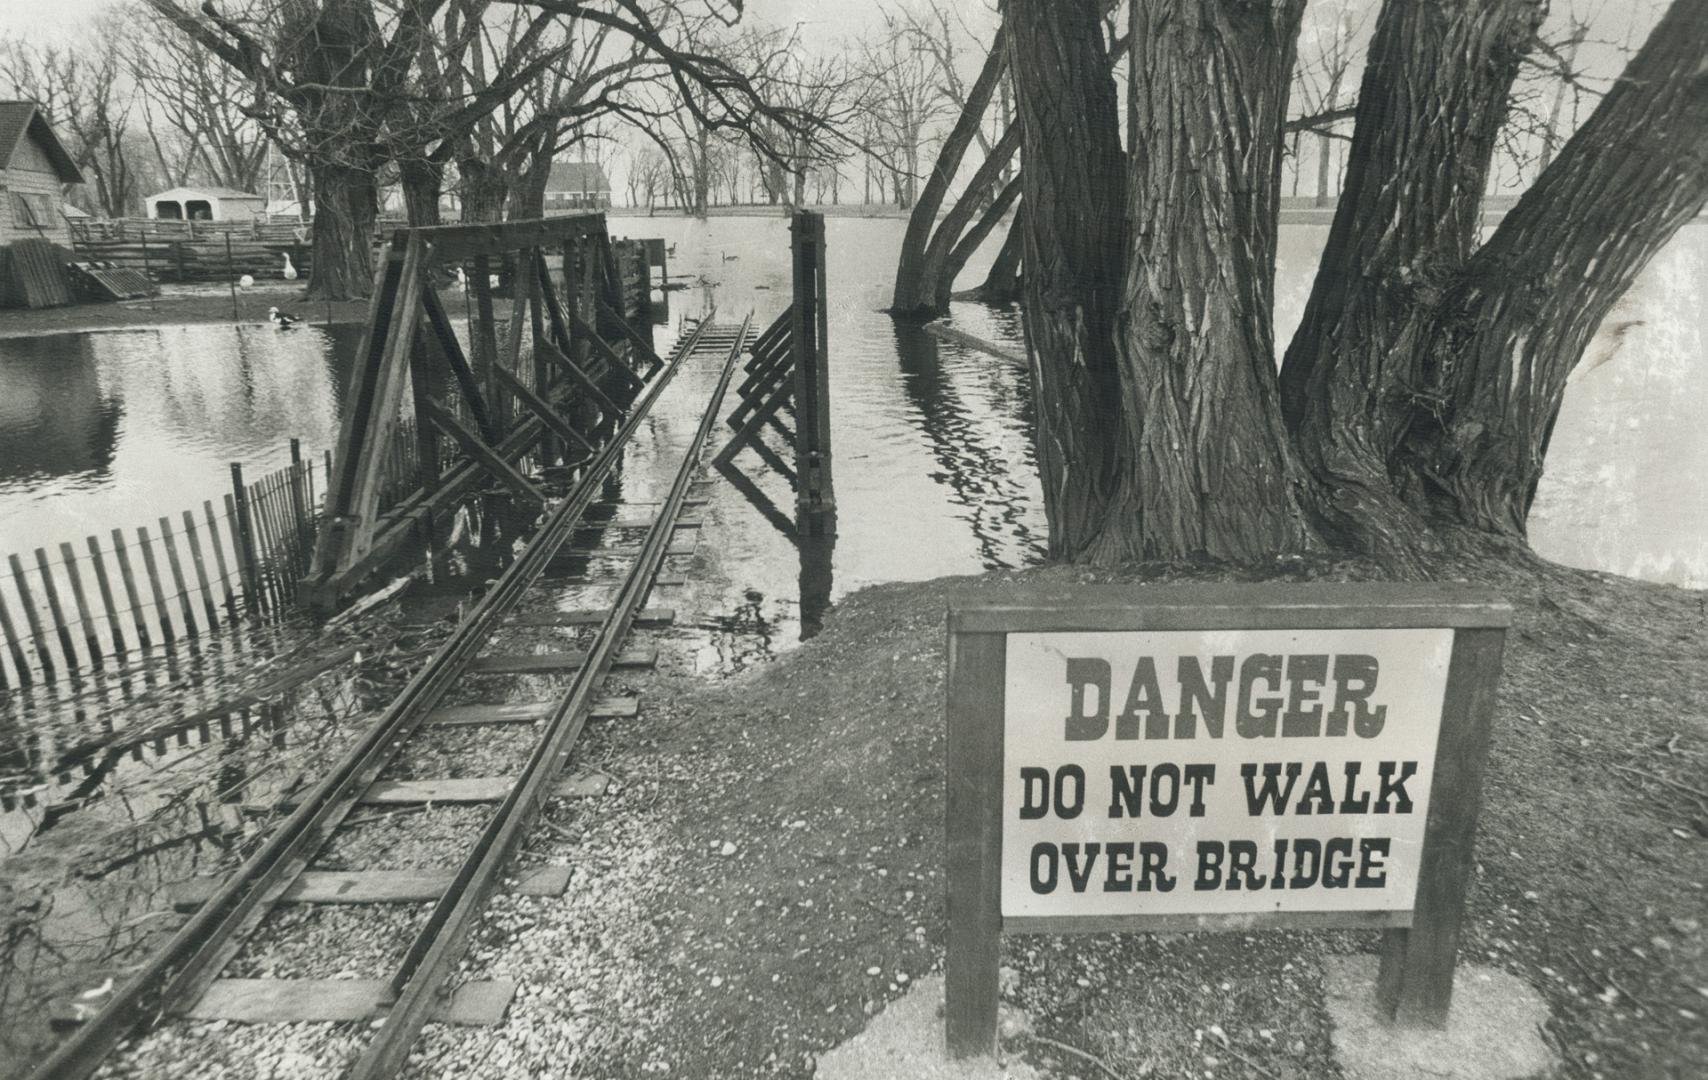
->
(0, 441, 327, 690)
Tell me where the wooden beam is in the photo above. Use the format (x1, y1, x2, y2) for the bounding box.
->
(568, 308, 645, 395)
(714, 371, 795, 468)
(924, 321, 1027, 365)
(389, 214, 603, 260)
(596, 294, 666, 374)
(421, 400, 546, 506)
(492, 364, 597, 457)
(421, 285, 499, 444)
(185, 979, 518, 1026)
(536, 335, 624, 419)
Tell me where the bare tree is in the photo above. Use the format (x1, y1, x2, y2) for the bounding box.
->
(0, 20, 142, 217)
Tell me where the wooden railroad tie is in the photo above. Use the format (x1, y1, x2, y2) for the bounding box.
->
(169, 865, 573, 910)
(466, 647, 656, 675)
(182, 979, 518, 1027)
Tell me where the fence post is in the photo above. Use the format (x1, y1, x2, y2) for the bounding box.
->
(226, 232, 240, 321)
(230, 463, 266, 616)
(288, 439, 310, 570)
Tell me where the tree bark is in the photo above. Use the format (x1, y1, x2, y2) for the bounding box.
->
(1393, 0, 1708, 535)
(306, 157, 377, 301)
(892, 37, 1009, 316)
(1279, 0, 1544, 554)
(1005, 0, 1128, 559)
(399, 157, 444, 227)
(1086, 0, 1313, 562)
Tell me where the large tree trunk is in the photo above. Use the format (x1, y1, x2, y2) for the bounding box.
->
(399, 157, 444, 227)
(892, 38, 1009, 316)
(1393, 0, 1708, 535)
(933, 176, 1021, 312)
(1089, 0, 1313, 562)
(306, 157, 377, 301)
(1279, 0, 1544, 554)
(958, 205, 1024, 305)
(1005, 0, 1128, 558)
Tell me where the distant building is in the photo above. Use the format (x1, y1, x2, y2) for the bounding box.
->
(0, 100, 84, 248)
(145, 185, 267, 222)
(543, 161, 611, 212)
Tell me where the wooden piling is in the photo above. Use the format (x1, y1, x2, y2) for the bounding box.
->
(288, 440, 309, 565)
(111, 528, 152, 650)
(59, 542, 103, 665)
(86, 535, 126, 656)
(230, 465, 265, 615)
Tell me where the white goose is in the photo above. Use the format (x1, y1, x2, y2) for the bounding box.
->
(282, 253, 298, 280)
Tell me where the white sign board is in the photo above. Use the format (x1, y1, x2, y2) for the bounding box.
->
(1000, 628, 1452, 918)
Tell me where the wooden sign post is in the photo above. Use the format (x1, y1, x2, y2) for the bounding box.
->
(944, 583, 1511, 1057)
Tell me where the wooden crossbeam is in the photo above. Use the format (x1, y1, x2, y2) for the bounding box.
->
(421, 400, 546, 505)
(390, 214, 603, 260)
(714, 371, 795, 468)
(492, 364, 597, 457)
(746, 307, 793, 366)
(421, 286, 499, 443)
(532, 249, 574, 352)
(596, 295, 666, 374)
(732, 360, 793, 429)
(537, 336, 624, 419)
(568, 309, 645, 396)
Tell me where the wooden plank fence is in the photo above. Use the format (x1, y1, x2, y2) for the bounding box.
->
(0, 441, 325, 690)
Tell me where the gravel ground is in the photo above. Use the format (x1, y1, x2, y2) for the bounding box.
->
(390, 553, 1705, 1080)
(228, 903, 431, 979)
(315, 805, 495, 872)
(382, 726, 539, 782)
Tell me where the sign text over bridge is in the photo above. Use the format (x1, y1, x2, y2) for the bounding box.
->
(944, 584, 1510, 1057)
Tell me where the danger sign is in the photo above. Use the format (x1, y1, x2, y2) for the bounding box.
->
(943, 584, 1510, 1057)
(1001, 627, 1451, 918)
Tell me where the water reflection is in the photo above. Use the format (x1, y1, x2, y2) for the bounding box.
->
(0, 323, 366, 554)
(889, 316, 1046, 569)
(0, 335, 122, 488)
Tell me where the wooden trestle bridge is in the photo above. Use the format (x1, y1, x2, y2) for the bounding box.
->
(30, 209, 835, 1080)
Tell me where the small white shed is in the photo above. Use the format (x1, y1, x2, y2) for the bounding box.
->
(146, 186, 267, 222)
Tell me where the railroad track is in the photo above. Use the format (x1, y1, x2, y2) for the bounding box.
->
(33, 313, 754, 1080)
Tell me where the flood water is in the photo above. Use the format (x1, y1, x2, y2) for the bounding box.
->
(0, 211, 1702, 1075)
(2, 215, 1703, 597)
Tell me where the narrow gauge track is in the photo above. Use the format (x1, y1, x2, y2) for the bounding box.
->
(33, 313, 754, 1080)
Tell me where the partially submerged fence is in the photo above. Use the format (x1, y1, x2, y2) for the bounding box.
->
(0, 442, 324, 690)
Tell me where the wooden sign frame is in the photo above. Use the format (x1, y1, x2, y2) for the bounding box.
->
(944, 582, 1511, 1057)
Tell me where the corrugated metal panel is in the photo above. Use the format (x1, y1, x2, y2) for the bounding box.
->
(0, 238, 75, 308)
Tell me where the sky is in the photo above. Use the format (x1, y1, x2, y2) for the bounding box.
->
(0, 0, 942, 42)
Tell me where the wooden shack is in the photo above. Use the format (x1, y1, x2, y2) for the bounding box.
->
(0, 100, 83, 249)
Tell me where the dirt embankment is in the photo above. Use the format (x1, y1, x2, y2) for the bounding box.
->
(524, 554, 1704, 1079)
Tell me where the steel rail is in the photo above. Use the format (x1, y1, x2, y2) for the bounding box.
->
(345, 312, 754, 1080)
(31, 315, 716, 1080)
